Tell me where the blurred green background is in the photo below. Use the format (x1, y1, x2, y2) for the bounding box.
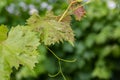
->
(0, 0, 120, 80)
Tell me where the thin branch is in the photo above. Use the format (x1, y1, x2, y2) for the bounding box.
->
(60, 58, 76, 63)
(46, 47, 60, 60)
(47, 47, 77, 63)
(59, 60, 67, 80)
(58, 1, 77, 22)
(48, 70, 60, 77)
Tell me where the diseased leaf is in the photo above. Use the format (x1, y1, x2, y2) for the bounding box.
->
(27, 13, 74, 46)
(0, 25, 40, 80)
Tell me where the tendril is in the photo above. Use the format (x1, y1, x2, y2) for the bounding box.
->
(47, 47, 76, 80)
(59, 60, 67, 80)
(48, 69, 60, 77)
(46, 47, 76, 63)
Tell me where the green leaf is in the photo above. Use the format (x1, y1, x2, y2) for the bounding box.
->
(92, 66, 111, 79)
(0, 0, 7, 12)
(0, 25, 8, 43)
(27, 13, 74, 46)
(0, 25, 40, 80)
(16, 45, 47, 80)
(114, 27, 120, 38)
(92, 60, 111, 79)
(95, 26, 113, 44)
(0, 56, 12, 80)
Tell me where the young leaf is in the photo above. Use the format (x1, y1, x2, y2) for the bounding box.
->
(73, 6, 86, 20)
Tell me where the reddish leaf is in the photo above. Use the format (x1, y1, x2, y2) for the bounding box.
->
(73, 6, 86, 20)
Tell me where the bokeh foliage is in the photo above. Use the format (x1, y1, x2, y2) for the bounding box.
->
(0, 0, 120, 80)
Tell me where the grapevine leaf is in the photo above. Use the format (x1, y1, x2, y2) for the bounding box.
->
(0, 25, 40, 80)
(0, 57, 12, 80)
(27, 13, 74, 46)
(0, 25, 8, 43)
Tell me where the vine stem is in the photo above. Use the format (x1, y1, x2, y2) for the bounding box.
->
(47, 47, 76, 80)
(48, 60, 67, 80)
(73, 1, 90, 11)
(59, 60, 67, 80)
(48, 69, 60, 77)
(46, 47, 76, 62)
(46, 47, 60, 60)
(58, 1, 77, 22)
(58, 0, 91, 22)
